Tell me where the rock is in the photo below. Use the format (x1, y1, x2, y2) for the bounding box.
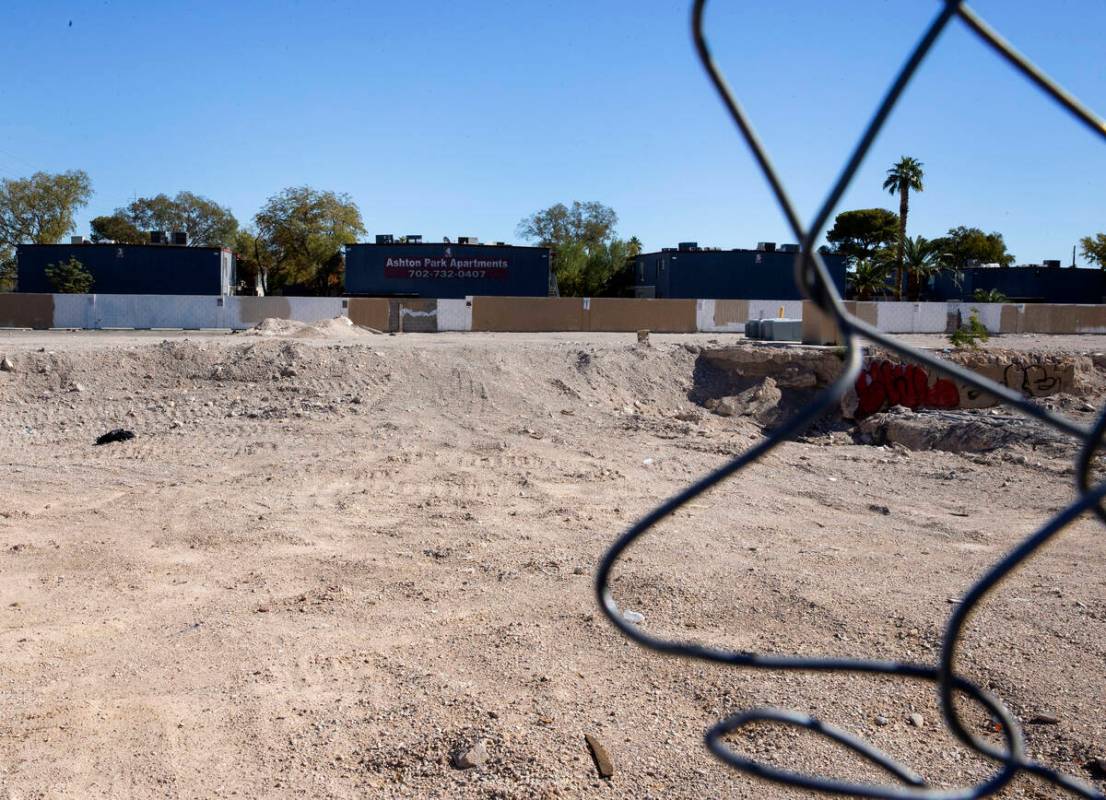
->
(1079, 402, 1096, 413)
(674, 409, 702, 423)
(0, 356, 13, 371)
(1084, 758, 1106, 780)
(572, 566, 587, 576)
(1027, 713, 1060, 725)
(867, 504, 891, 515)
(708, 379, 782, 424)
(280, 366, 298, 378)
(585, 733, 614, 778)
(875, 715, 889, 726)
(711, 398, 737, 417)
(94, 429, 135, 446)
(908, 713, 924, 728)
(636, 329, 650, 346)
(857, 410, 1060, 455)
(452, 740, 488, 770)
(734, 377, 782, 425)
(69, 383, 84, 393)
(622, 609, 645, 624)
(840, 388, 859, 419)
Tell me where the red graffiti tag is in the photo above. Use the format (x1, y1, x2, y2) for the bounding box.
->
(855, 361, 960, 416)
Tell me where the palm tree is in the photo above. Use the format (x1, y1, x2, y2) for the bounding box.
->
(848, 258, 892, 301)
(901, 235, 940, 300)
(883, 156, 925, 300)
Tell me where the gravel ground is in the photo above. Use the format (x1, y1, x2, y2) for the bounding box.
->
(0, 328, 1103, 799)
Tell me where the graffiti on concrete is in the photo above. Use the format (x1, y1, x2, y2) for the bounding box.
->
(856, 358, 1073, 415)
(1004, 364, 1061, 396)
(855, 361, 960, 415)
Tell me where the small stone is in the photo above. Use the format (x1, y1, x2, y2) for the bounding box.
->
(573, 566, 587, 576)
(1027, 713, 1060, 725)
(908, 713, 924, 728)
(280, 366, 298, 378)
(622, 609, 645, 625)
(1079, 402, 1096, 413)
(867, 504, 891, 515)
(0, 357, 13, 371)
(585, 734, 614, 778)
(1084, 758, 1106, 779)
(69, 383, 84, 393)
(452, 740, 488, 770)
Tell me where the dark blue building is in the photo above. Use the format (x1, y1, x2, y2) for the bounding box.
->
(17, 243, 234, 295)
(929, 265, 1104, 303)
(632, 243, 846, 299)
(345, 240, 550, 298)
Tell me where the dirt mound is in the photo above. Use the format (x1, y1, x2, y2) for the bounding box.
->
(243, 315, 372, 339)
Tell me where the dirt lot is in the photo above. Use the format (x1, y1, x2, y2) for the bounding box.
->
(1, 328, 1104, 799)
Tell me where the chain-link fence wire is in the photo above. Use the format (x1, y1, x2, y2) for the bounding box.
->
(595, 1, 1106, 797)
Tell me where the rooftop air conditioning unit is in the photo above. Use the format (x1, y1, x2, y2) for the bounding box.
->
(458, 236, 479, 245)
(756, 241, 777, 252)
(375, 234, 394, 245)
(779, 243, 800, 253)
(405, 235, 423, 244)
(677, 241, 698, 251)
(171, 230, 188, 246)
(149, 230, 167, 245)
(1043, 259, 1061, 269)
(70, 235, 87, 245)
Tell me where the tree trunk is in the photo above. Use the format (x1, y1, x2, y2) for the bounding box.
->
(897, 188, 908, 300)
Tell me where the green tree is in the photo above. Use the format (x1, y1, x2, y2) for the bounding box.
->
(882, 156, 925, 299)
(231, 227, 264, 294)
(930, 226, 1015, 269)
(825, 208, 899, 266)
(847, 257, 892, 301)
(1080, 233, 1106, 269)
(517, 201, 618, 251)
(517, 201, 634, 295)
(116, 191, 238, 247)
(0, 252, 16, 292)
(45, 256, 94, 293)
(901, 235, 942, 300)
(0, 170, 93, 251)
(253, 186, 366, 295)
(90, 213, 145, 244)
(973, 288, 1008, 303)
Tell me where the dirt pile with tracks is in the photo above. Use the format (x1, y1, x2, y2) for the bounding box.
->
(0, 331, 1103, 798)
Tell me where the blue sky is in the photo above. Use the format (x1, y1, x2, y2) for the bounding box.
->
(1, 0, 1103, 264)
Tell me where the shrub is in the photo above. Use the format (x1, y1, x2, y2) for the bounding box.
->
(949, 308, 989, 349)
(44, 256, 93, 293)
